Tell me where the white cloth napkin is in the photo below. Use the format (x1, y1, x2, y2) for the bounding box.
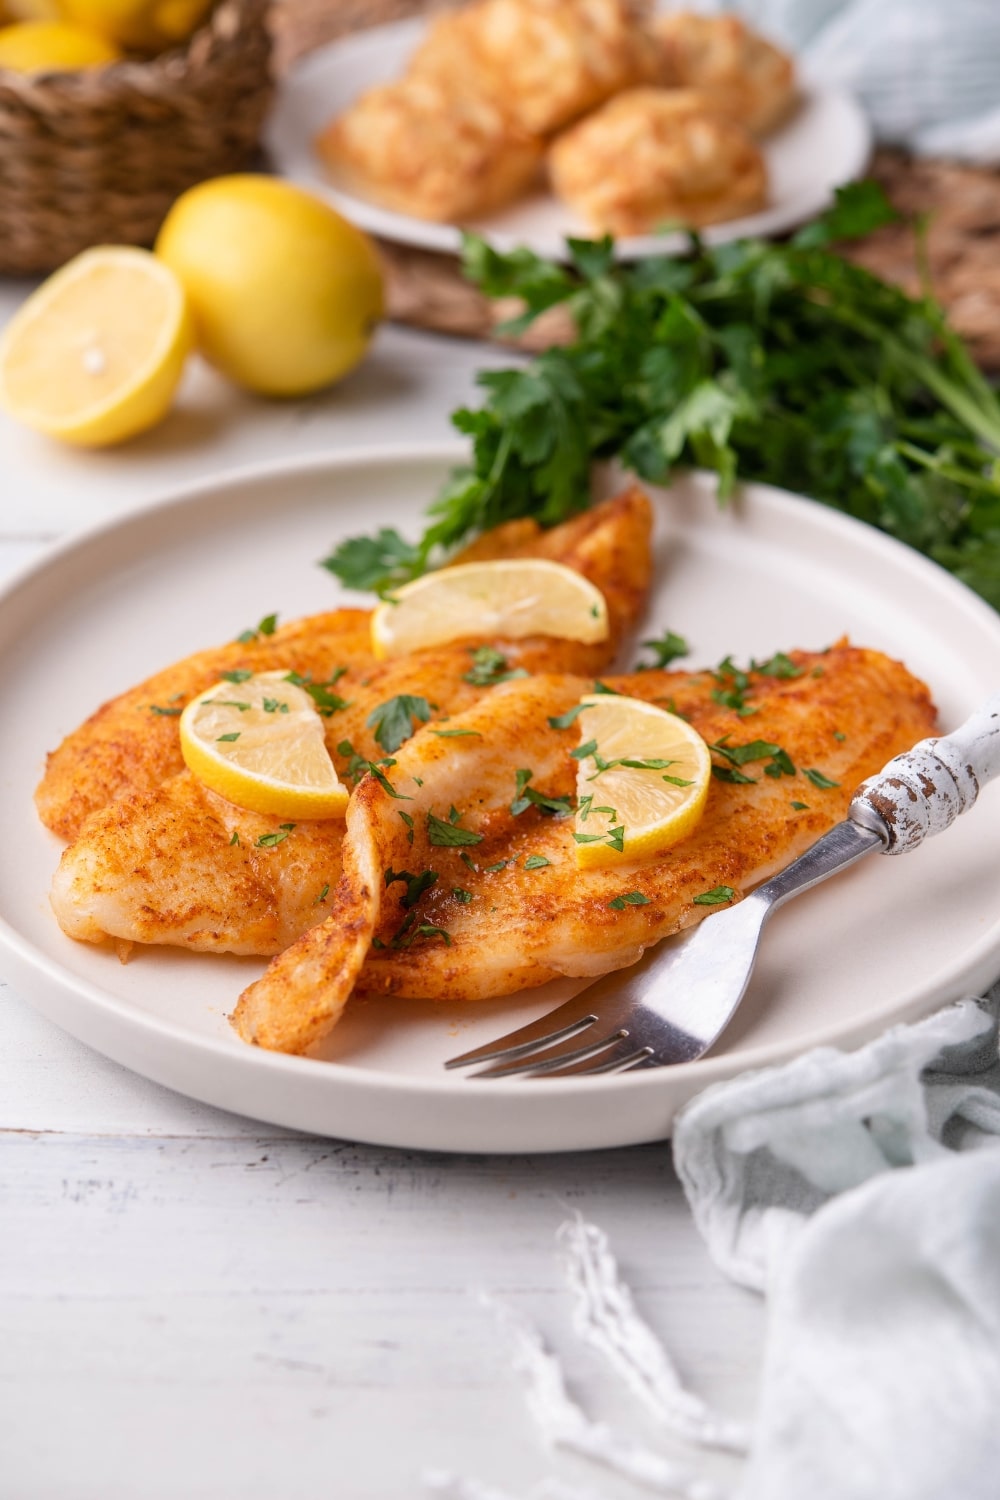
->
(672, 988, 1000, 1500)
(690, 0, 1000, 161)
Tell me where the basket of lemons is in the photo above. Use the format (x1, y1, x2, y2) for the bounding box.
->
(0, 0, 272, 274)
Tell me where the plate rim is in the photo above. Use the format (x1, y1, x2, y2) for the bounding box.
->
(264, 14, 873, 263)
(4, 442, 1000, 1148)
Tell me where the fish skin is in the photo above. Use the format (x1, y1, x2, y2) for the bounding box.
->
(233, 642, 937, 1053)
(35, 487, 652, 844)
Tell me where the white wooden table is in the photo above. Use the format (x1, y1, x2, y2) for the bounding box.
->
(0, 285, 765, 1500)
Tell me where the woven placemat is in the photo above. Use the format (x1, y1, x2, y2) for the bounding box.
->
(273, 0, 1000, 367)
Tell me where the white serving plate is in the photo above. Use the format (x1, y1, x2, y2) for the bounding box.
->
(265, 16, 872, 262)
(2, 446, 1000, 1153)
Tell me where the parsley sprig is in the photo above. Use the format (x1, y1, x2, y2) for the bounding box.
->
(322, 183, 1000, 611)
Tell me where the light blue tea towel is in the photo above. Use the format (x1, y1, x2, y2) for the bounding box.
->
(693, 0, 1000, 161)
(673, 989, 1000, 1500)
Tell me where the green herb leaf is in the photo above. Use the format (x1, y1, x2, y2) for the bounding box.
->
(221, 670, 253, 683)
(607, 891, 651, 909)
(320, 528, 422, 594)
(314, 883, 330, 904)
(384, 867, 439, 908)
(462, 646, 529, 686)
(693, 885, 736, 905)
(452, 887, 474, 903)
(367, 694, 434, 754)
(636, 629, 690, 670)
(427, 810, 483, 847)
(523, 854, 551, 870)
(216, 732, 241, 743)
(548, 702, 588, 730)
(803, 767, 841, 789)
(256, 823, 295, 849)
(149, 704, 183, 717)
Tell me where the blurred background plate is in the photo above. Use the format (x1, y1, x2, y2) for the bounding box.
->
(266, 15, 872, 262)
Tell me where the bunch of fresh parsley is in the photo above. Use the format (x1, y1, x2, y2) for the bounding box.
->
(323, 182, 1000, 608)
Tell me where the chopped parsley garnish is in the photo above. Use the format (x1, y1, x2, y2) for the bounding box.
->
(803, 767, 840, 789)
(709, 737, 796, 783)
(751, 652, 803, 680)
(394, 923, 451, 949)
(398, 810, 415, 844)
(523, 854, 551, 870)
(484, 859, 512, 872)
(452, 887, 474, 903)
(262, 697, 289, 715)
(217, 732, 241, 743)
(431, 728, 482, 738)
(149, 704, 182, 716)
(462, 646, 528, 687)
(236, 612, 278, 644)
(384, 867, 438, 908)
(214, 699, 251, 712)
(314, 884, 330, 904)
(834, 730, 846, 742)
(427, 809, 483, 846)
(711, 658, 756, 716)
(459, 851, 478, 872)
(548, 703, 588, 730)
(320, 528, 422, 594)
(693, 885, 736, 905)
(791, 800, 810, 811)
(607, 891, 651, 910)
(606, 824, 625, 853)
(284, 670, 351, 716)
(367, 694, 434, 754)
(591, 680, 621, 696)
(336, 739, 411, 799)
(256, 823, 295, 848)
(509, 768, 574, 818)
(571, 738, 598, 760)
(636, 630, 689, 670)
(229, 831, 240, 846)
(221, 670, 253, 684)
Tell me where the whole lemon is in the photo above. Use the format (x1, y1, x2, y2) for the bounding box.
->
(0, 18, 120, 68)
(57, 0, 212, 51)
(155, 176, 384, 397)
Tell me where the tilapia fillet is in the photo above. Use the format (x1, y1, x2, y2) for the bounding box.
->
(37, 486, 653, 844)
(233, 643, 937, 1054)
(47, 489, 654, 955)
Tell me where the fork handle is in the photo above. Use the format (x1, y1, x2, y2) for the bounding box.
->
(849, 690, 1000, 854)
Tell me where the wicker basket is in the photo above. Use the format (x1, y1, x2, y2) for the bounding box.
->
(0, 0, 274, 275)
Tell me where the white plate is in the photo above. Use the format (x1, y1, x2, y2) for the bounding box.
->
(3, 446, 1000, 1154)
(265, 16, 872, 262)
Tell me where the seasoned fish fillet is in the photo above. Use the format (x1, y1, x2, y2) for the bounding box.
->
(234, 643, 937, 1053)
(47, 490, 653, 955)
(37, 487, 652, 844)
(549, 88, 767, 236)
(407, 0, 654, 136)
(643, 11, 797, 138)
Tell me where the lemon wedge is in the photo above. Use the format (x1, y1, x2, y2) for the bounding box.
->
(371, 559, 610, 659)
(572, 694, 711, 868)
(179, 672, 348, 819)
(0, 18, 121, 68)
(0, 246, 191, 447)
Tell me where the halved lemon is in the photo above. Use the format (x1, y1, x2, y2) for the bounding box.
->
(370, 559, 609, 660)
(0, 246, 191, 447)
(572, 694, 711, 868)
(179, 672, 348, 819)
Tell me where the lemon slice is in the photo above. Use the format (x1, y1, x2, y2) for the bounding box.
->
(179, 672, 348, 819)
(370, 559, 609, 659)
(0, 246, 191, 447)
(572, 694, 711, 868)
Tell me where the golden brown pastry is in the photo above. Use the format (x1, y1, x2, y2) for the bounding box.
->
(644, 11, 797, 136)
(548, 87, 767, 236)
(316, 74, 544, 222)
(407, 0, 655, 136)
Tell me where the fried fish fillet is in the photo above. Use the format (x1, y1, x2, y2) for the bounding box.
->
(37, 487, 652, 845)
(643, 11, 797, 138)
(233, 643, 937, 1054)
(47, 490, 653, 954)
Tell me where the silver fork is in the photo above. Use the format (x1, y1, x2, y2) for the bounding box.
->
(445, 692, 1000, 1080)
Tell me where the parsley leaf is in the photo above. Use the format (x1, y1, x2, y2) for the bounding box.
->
(803, 767, 841, 789)
(427, 810, 483, 846)
(523, 854, 551, 870)
(693, 885, 736, 906)
(256, 823, 295, 848)
(636, 629, 690, 670)
(462, 646, 528, 686)
(367, 694, 434, 754)
(607, 891, 651, 909)
(384, 867, 439, 908)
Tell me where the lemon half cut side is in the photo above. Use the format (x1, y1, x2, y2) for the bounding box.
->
(180, 672, 349, 819)
(0, 246, 191, 447)
(371, 558, 610, 659)
(573, 694, 712, 868)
